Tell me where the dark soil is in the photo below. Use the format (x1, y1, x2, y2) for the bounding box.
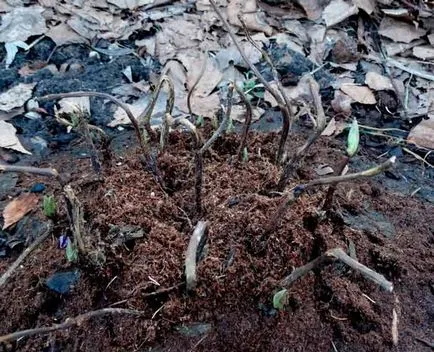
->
(0, 127, 433, 352)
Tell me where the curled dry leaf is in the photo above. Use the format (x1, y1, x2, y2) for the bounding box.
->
(340, 84, 376, 105)
(365, 72, 394, 91)
(0, 120, 31, 154)
(379, 17, 427, 44)
(2, 193, 39, 230)
(0, 83, 36, 112)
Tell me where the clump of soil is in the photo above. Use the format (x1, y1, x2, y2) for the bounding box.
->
(0, 129, 433, 352)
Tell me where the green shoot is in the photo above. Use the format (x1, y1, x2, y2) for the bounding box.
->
(242, 147, 248, 162)
(66, 239, 79, 262)
(273, 289, 289, 310)
(43, 195, 56, 218)
(346, 118, 360, 157)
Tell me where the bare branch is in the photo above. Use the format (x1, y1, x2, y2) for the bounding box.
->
(0, 308, 143, 343)
(185, 221, 209, 291)
(0, 222, 52, 288)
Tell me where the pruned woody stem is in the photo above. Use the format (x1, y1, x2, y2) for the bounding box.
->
(209, 0, 292, 163)
(280, 247, 393, 292)
(195, 83, 235, 216)
(266, 157, 396, 234)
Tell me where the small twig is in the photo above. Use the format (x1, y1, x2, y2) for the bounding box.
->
(277, 77, 327, 191)
(0, 222, 52, 288)
(0, 164, 60, 179)
(414, 336, 434, 349)
(199, 84, 234, 154)
(0, 308, 143, 343)
(185, 221, 209, 291)
(280, 247, 393, 292)
(38, 92, 145, 154)
(234, 82, 253, 161)
(403, 147, 434, 169)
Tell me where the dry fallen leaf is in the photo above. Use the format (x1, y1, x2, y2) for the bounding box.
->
(321, 117, 336, 136)
(227, 0, 273, 36)
(232, 105, 264, 123)
(46, 23, 88, 46)
(107, 0, 152, 10)
(0, 6, 47, 43)
(412, 46, 434, 60)
(0, 120, 31, 154)
(352, 0, 375, 14)
(331, 90, 353, 114)
(407, 117, 434, 149)
(322, 0, 358, 27)
(365, 72, 394, 91)
(379, 17, 427, 44)
(2, 193, 39, 230)
(0, 83, 36, 112)
(315, 164, 334, 176)
(428, 34, 434, 46)
(296, 0, 323, 20)
(55, 97, 90, 116)
(341, 84, 376, 105)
